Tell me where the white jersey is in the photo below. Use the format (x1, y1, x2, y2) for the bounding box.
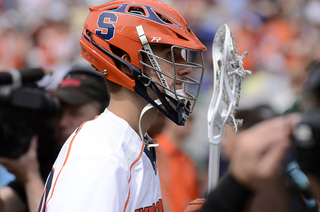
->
(38, 109, 163, 212)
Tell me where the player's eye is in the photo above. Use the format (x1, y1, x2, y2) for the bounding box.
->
(166, 51, 174, 60)
(167, 51, 180, 60)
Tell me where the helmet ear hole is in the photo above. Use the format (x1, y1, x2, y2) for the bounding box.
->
(109, 44, 133, 78)
(120, 54, 134, 78)
(110, 44, 128, 68)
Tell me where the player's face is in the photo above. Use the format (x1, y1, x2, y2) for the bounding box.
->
(55, 101, 101, 146)
(144, 45, 192, 97)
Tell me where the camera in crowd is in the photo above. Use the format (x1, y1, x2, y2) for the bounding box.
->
(293, 108, 320, 180)
(0, 68, 60, 158)
(290, 108, 320, 209)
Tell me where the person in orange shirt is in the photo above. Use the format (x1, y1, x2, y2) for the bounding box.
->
(152, 113, 200, 212)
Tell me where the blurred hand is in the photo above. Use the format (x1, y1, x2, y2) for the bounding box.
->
(0, 135, 40, 184)
(230, 113, 300, 190)
(220, 125, 237, 160)
(0, 135, 45, 212)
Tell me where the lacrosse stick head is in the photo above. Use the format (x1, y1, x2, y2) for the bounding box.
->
(207, 24, 251, 144)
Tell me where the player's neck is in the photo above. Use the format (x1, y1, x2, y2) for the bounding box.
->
(107, 88, 157, 138)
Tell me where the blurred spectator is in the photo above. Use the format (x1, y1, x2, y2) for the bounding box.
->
(0, 66, 109, 212)
(0, 28, 32, 69)
(196, 113, 301, 212)
(217, 106, 294, 212)
(52, 66, 110, 146)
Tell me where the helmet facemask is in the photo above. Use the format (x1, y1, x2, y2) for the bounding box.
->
(134, 42, 205, 145)
(137, 42, 205, 126)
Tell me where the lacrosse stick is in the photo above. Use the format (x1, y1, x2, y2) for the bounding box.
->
(207, 24, 251, 193)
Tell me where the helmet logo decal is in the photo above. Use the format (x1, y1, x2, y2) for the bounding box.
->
(96, 12, 118, 41)
(150, 36, 161, 43)
(101, 3, 182, 28)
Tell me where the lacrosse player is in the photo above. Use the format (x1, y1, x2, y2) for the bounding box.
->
(38, 0, 206, 211)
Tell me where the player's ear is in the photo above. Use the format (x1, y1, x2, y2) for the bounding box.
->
(120, 54, 134, 78)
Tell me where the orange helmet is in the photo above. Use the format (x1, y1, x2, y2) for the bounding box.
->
(80, 0, 206, 125)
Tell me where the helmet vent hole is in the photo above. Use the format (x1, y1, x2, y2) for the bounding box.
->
(128, 7, 146, 16)
(155, 12, 172, 24)
(105, 6, 120, 11)
(175, 33, 188, 41)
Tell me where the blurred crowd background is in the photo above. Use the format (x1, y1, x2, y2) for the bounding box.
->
(1, 0, 320, 196)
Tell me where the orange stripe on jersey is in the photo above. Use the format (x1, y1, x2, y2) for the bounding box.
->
(45, 115, 100, 207)
(123, 143, 145, 212)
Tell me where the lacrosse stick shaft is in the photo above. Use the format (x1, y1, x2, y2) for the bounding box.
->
(207, 143, 220, 194)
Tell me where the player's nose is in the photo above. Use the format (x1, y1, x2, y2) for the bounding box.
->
(176, 64, 192, 77)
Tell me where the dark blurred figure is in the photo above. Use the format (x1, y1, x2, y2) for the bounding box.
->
(294, 60, 320, 202)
